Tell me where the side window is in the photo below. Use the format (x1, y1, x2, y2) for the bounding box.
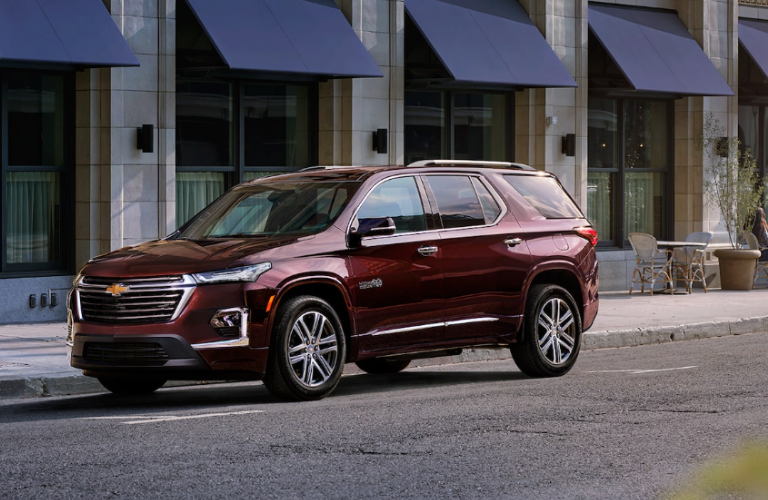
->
(471, 177, 502, 223)
(426, 175, 486, 229)
(503, 174, 584, 219)
(357, 177, 427, 234)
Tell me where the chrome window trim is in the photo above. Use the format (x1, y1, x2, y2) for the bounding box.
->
(348, 172, 508, 243)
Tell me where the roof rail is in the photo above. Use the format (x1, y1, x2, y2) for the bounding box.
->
(406, 159, 536, 171)
(299, 166, 356, 172)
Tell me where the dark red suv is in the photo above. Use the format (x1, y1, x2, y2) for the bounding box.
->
(67, 160, 598, 400)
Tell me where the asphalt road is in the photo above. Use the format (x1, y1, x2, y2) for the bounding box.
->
(2, 332, 767, 500)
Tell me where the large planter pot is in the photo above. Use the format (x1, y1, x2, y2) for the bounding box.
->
(714, 248, 761, 290)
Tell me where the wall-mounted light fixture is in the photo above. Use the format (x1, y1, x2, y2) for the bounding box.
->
(373, 128, 387, 154)
(562, 133, 576, 157)
(137, 124, 154, 153)
(546, 116, 558, 127)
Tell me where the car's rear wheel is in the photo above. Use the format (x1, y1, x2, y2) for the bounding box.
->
(511, 284, 581, 377)
(355, 358, 411, 374)
(263, 296, 346, 401)
(97, 377, 166, 395)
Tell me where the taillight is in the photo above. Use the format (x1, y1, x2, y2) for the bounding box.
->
(574, 226, 598, 246)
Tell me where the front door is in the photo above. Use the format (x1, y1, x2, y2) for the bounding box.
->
(349, 176, 445, 353)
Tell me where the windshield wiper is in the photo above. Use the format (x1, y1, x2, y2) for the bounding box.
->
(207, 233, 269, 239)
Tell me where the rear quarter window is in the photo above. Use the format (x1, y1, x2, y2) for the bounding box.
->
(503, 174, 584, 219)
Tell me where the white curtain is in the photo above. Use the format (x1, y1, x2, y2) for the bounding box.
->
(7, 172, 58, 264)
(176, 172, 225, 227)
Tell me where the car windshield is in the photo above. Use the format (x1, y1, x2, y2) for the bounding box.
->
(177, 180, 361, 239)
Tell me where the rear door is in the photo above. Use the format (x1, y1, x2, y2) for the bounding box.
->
(424, 173, 531, 341)
(349, 175, 445, 353)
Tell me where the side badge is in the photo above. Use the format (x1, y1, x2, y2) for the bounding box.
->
(359, 278, 383, 290)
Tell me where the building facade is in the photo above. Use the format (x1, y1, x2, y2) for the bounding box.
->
(0, 0, 765, 323)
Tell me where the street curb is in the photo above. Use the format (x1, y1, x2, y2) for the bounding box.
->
(3, 316, 768, 400)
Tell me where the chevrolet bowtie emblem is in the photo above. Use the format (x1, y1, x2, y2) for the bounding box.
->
(106, 283, 129, 296)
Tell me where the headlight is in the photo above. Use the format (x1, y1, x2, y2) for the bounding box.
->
(192, 262, 271, 284)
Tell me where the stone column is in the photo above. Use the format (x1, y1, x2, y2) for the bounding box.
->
(75, 0, 176, 269)
(321, 0, 403, 167)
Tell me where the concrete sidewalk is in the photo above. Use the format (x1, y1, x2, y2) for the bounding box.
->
(2, 287, 768, 400)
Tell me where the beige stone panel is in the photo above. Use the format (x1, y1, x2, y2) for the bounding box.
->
(361, 66, 390, 100)
(552, 1, 577, 18)
(101, 91, 124, 129)
(75, 90, 98, 128)
(122, 0, 159, 17)
(318, 131, 336, 165)
(362, 31, 390, 67)
(360, 98, 390, 135)
(362, 0, 390, 34)
(123, 91, 158, 128)
(123, 164, 159, 203)
(739, 6, 759, 18)
(392, 97, 403, 134)
(318, 97, 335, 133)
(392, 65, 405, 101)
(342, 97, 363, 132)
(123, 54, 158, 92)
(75, 128, 98, 168)
(122, 201, 160, 240)
(75, 202, 92, 241)
(122, 15, 158, 55)
(161, 18, 176, 57)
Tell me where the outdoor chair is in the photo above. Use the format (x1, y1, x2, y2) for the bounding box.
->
(628, 232, 673, 296)
(740, 230, 768, 285)
(671, 231, 713, 293)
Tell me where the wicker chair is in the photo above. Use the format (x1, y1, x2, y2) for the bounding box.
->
(740, 230, 768, 285)
(628, 232, 673, 295)
(671, 231, 713, 293)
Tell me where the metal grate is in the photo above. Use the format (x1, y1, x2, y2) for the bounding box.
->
(83, 342, 169, 366)
(77, 275, 194, 324)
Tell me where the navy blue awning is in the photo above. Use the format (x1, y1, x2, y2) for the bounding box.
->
(739, 19, 768, 81)
(404, 0, 576, 89)
(184, 0, 382, 79)
(588, 4, 733, 96)
(0, 0, 139, 68)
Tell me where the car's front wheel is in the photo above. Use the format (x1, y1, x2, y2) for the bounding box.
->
(97, 377, 166, 395)
(510, 284, 582, 377)
(263, 296, 346, 401)
(355, 358, 411, 374)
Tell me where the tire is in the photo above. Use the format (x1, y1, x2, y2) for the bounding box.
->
(98, 377, 166, 395)
(263, 296, 346, 401)
(510, 284, 582, 377)
(355, 358, 411, 375)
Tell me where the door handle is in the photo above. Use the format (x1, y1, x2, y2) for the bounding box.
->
(504, 237, 523, 247)
(418, 245, 439, 256)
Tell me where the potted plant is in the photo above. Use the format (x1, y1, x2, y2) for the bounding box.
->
(702, 116, 764, 290)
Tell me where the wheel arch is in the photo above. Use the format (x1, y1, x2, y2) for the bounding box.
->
(520, 265, 584, 341)
(268, 277, 355, 357)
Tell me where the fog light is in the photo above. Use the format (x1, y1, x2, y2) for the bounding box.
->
(210, 308, 249, 338)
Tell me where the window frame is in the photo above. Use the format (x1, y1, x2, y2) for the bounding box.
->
(587, 96, 675, 248)
(0, 69, 75, 276)
(404, 89, 515, 165)
(175, 77, 319, 226)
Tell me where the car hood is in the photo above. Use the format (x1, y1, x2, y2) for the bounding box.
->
(80, 235, 313, 277)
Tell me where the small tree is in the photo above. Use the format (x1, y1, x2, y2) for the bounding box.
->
(702, 116, 764, 248)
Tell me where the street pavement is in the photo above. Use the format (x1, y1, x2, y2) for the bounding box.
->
(2, 286, 767, 400)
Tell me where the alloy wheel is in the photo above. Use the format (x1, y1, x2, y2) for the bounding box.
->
(536, 297, 576, 365)
(288, 311, 339, 388)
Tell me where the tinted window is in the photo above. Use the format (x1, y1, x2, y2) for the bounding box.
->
(471, 178, 502, 223)
(504, 175, 584, 219)
(356, 177, 426, 234)
(426, 176, 486, 229)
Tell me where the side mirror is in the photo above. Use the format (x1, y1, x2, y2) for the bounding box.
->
(348, 217, 396, 247)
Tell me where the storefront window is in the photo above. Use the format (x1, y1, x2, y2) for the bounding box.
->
(176, 80, 315, 227)
(587, 97, 672, 246)
(405, 90, 511, 165)
(1, 72, 70, 271)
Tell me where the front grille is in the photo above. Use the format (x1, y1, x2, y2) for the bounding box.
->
(77, 275, 194, 324)
(84, 342, 169, 366)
